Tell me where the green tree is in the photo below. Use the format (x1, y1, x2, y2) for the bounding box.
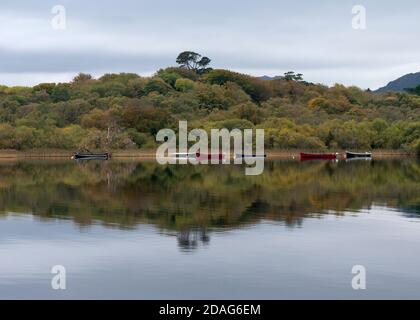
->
(176, 51, 212, 74)
(51, 85, 71, 102)
(33, 83, 56, 95)
(0, 124, 15, 149)
(283, 71, 304, 82)
(175, 78, 196, 92)
(204, 69, 272, 102)
(72, 73, 93, 83)
(143, 78, 172, 95)
(406, 85, 420, 96)
(230, 102, 264, 124)
(126, 128, 149, 148)
(411, 138, 420, 156)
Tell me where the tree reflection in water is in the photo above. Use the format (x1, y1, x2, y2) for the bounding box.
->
(0, 159, 419, 250)
(177, 228, 210, 252)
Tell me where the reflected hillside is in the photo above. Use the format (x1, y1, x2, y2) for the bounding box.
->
(0, 160, 418, 232)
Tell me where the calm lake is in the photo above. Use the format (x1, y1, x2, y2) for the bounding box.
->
(0, 159, 419, 299)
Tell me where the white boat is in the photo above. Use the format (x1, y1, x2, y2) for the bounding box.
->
(169, 153, 198, 159)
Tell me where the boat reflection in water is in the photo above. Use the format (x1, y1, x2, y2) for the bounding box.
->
(300, 152, 338, 161)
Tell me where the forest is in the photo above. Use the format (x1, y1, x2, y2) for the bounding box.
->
(0, 52, 419, 153)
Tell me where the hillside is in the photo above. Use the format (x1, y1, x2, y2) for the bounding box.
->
(0, 67, 419, 153)
(376, 72, 420, 93)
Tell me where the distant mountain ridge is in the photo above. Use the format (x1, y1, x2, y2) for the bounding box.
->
(376, 71, 420, 92)
(259, 75, 283, 81)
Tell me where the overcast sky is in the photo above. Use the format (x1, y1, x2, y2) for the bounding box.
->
(0, 0, 419, 89)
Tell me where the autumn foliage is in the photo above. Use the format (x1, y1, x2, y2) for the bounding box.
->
(0, 67, 419, 151)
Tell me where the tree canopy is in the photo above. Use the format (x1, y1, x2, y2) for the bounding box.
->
(283, 71, 304, 82)
(0, 62, 418, 152)
(406, 85, 420, 96)
(176, 51, 212, 74)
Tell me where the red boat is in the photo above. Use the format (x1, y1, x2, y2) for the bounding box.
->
(300, 153, 337, 160)
(196, 153, 225, 161)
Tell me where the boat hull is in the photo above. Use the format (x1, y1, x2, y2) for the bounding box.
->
(300, 153, 337, 160)
(235, 154, 267, 159)
(73, 153, 109, 160)
(196, 154, 225, 161)
(346, 151, 372, 159)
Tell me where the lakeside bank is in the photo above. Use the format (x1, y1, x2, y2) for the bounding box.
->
(0, 149, 416, 161)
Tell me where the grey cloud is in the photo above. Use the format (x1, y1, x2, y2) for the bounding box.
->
(0, 49, 171, 73)
(0, 0, 419, 88)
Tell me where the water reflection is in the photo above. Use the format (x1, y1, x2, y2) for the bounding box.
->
(177, 228, 210, 252)
(0, 159, 419, 251)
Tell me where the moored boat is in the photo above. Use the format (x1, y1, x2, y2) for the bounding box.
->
(235, 154, 267, 159)
(346, 151, 372, 159)
(72, 151, 109, 160)
(169, 153, 197, 159)
(168, 152, 225, 161)
(196, 153, 225, 161)
(300, 152, 337, 160)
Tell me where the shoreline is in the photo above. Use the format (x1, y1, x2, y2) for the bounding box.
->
(0, 149, 416, 161)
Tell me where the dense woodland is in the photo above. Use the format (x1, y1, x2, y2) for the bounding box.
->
(0, 52, 419, 153)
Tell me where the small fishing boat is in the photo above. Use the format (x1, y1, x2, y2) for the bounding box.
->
(72, 150, 109, 161)
(235, 154, 267, 159)
(195, 153, 225, 161)
(346, 151, 372, 159)
(169, 153, 197, 159)
(168, 153, 225, 161)
(300, 152, 338, 160)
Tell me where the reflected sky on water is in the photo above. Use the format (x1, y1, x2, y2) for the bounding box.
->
(0, 159, 419, 299)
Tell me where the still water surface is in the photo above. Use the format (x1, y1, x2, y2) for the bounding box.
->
(0, 159, 419, 299)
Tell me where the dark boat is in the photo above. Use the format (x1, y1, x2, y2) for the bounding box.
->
(72, 150, 109, 161)
(300, 153, 337, 160)
(346, 151, 372, 159)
